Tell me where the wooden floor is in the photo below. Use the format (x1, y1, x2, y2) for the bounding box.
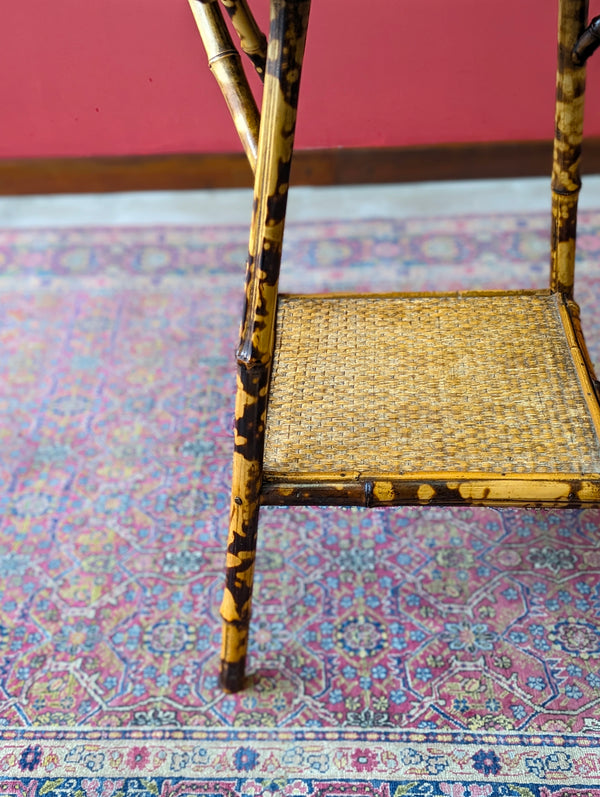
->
(3, 176, 600, 228)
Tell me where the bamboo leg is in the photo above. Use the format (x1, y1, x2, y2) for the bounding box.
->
(220, 0, 312, 693)
(187, 0, 260, 171)
(550, 0, 588, 296)
(220, 0, 268, 78)
(220, 364, 269, 691)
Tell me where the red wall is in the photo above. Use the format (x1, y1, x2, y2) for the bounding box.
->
(3, 0, 600, 159)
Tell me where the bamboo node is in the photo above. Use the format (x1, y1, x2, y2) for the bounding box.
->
(208, 49, 241, 66)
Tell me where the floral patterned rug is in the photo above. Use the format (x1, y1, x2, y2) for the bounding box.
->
(1, 211, 600, 795)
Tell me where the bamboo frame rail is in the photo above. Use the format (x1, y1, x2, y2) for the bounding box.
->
(187, 0, 260, 170)
(550, 0, 588, 295)
(220, 0, 268, 77)
(261, 476, 600, 507)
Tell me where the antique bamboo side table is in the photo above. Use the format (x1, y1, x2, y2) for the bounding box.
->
(188, 0, 600, 692)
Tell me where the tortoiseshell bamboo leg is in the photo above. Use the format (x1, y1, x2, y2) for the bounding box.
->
(220, 364, 269, 691)
(220, 0, 312, 693)
(550, 0, 588, 296)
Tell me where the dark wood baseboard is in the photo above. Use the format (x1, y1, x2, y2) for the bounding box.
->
(2, 139, 600, 195)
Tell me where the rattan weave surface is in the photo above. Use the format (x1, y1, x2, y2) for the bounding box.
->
(263, 292, 600, 477)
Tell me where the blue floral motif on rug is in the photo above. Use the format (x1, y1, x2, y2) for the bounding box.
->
(0, 213, 600, 791)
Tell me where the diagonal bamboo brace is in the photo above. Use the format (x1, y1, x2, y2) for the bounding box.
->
(188, 0, 260, 171)
(220, 0, 267, 79)
(573, 15, 600, 64)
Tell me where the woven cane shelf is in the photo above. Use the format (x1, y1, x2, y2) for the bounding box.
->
(262, 290, 600, 506)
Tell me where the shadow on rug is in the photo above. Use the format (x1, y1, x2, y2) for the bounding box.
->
(1, 212, 600, 794)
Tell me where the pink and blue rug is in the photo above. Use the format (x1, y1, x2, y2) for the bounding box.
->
(1, 210, 600, 794)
